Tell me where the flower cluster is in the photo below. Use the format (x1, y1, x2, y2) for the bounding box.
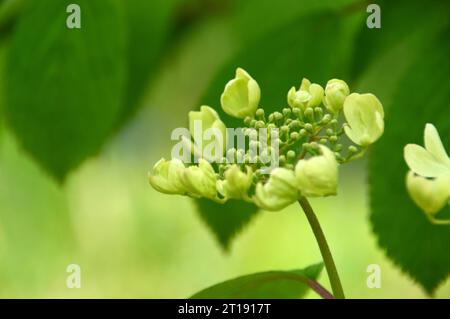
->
(404, 124, 450, 222)
(149, 68, 384, 211)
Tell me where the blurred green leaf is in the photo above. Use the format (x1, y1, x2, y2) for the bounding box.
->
(5, 0, 126, 181)
(369, 32, 450, 295)
(120, 0, 181, 124)
(234, 0, 360, 44)
(195, 198, 259, 251)
(351, 0, 450, 81)
(191, 263, 326, 298)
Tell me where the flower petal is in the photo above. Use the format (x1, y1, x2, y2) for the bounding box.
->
(404, 144, 449, 177)
(424, 123, 450, 168)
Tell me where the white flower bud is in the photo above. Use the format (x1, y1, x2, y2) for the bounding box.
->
(343, 93, 384, 146)
(149, 158, 186, 195)
(181, 159, 217, 199)
(221, 68, 260, 118)
(217, 165, 253, 200)
(253, 168, 299, 211)
(324, 79, 349, 113)
(295, 145, 338, 197)
(406, 171, 450, 215)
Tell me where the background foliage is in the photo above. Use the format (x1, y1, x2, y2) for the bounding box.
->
(0, 0, 449, 297)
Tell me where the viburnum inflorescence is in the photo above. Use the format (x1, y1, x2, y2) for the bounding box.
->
(149, 68, 385, 211)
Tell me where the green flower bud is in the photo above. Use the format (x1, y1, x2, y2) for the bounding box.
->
(253, 168, 299, 211)
(274, 112, 283, 121)
(217, 165, 253, 200)
(290, 132, 300, 141)
(348, 145, 358, 154)
(324, 79, 350, 113)
(304, 123, 313, 132)
(295, 145, 338, 197)
(244, 116, 252, 126)
(255, 120, 265, 129)
(287, 150, 296, 161)
(221, 68, 260, 118)
(189, 105, 227, 159)
(149, 158, 186, 195)
(255, 108, 265, 118)
(304, 107, 314, 119)
(406, 171, 450, 215)
(321, 114, 332, 124)
(343, 93, 384, 146)
(181, 159, 217, 199)
(282, 108, 292, 117)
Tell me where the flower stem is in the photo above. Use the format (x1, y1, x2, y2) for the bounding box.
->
(298, 197, 345, 299)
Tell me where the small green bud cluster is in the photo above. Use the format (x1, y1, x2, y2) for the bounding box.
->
(149, 68, 385, 211)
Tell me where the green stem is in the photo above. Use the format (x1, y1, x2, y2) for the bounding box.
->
(298, 197, 345, 299)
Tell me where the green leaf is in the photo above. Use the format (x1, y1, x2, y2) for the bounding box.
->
(194, 198, 259, 251)
(4, 0, 126, 181)
(369, 33, 450, 295)
(191, 263, 327, 299)
(351, 0, 450, 81)
(120, 0, 180, 124)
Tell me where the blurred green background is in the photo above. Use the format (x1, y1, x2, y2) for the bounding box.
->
(0, 0, 449, 298)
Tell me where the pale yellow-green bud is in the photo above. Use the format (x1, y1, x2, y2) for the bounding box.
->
(287, 87, 310, 110)
(295, 145, 338, 197)
(217, 165, 253, 200)
(308, 84, 325, 108)
(406, 171, 450, 215)
(220, 68, 260, 118)
(189, 105, 227, 160)
(324, 79, 350, 113)
(181, 159, 217, 199)
(343, 93, 384, 146)
(287, 78, 324, 110)
(253, 168, 299, 211)
(149, 158, 186, 195)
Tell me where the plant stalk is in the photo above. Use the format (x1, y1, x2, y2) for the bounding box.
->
(298, 197, 345, 299)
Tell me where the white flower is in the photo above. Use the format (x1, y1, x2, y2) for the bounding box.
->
(295, 145, 338, 197)
(343, 93, 384, 146)
(220, 68, 260, 119)
(404, 123, 450, 218)
(404, 123, 450, 178)
(253, 168, 299, 211)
